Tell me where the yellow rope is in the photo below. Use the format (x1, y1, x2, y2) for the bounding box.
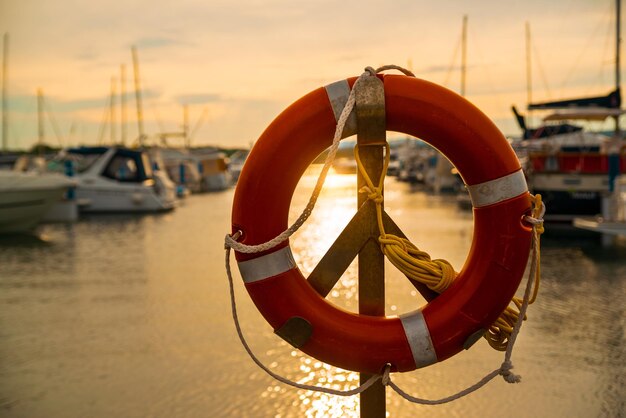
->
(354, 144, 543, 352)
(484, 194, 543, 350)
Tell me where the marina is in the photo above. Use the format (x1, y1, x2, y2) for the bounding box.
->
(1, 0, 626, 416)
(0, 172, 624, 417)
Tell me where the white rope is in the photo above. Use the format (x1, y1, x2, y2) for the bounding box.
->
(224, 214, 543, 403)
(223, 64, 544, 404)
(225, 243, 384, 396)
(223, 66, 405, 397)
(224, 66, 412, 254)
(382, 210, 544, 404)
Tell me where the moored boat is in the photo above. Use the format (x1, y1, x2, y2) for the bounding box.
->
(189, 147, 232, 192)
(49, 146, 176, 213)
(511, 0, 626, 225)
(0, 170, 75, 233)
(512, 109, 625, 224)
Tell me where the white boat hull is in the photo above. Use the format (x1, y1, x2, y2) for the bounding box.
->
(0, 172, 74, 233)
(76, 182, 175, 213)
(54, 147, 177, 213)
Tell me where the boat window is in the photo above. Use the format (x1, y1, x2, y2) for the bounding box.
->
(103, 154, 141, 182)
(73, 154, 102, 173)
(47, 153, 101, 174)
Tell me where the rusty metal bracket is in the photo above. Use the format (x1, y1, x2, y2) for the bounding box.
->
(355, 76, 386, 146)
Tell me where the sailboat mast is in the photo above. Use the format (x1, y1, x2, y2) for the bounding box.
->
(37, 88, 44, 153)
(526, 22, 532, 107)
(183, 104, 189, 149)
(2, 33, 8, 152)
(616, 0, 622, 133)
(132, 46, 145, 146)
(461, 15, 467, 97)
(110, 76, 117, 144)
(121, 64, 127, 146)
(617, 0, 621, 92)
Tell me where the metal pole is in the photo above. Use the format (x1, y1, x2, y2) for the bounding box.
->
(121, 64, 127, 145)
(37, 88, 44, 153)
(110, 76, 117, 144)
(461, 15, 467, 97)
(616, 0, 622, 134)
(525, 22, 532, 105)
(131, 46, 145, 146)
(2, 33, 8, 152)
(617, 0, 621, 102)
(355, 75, 387, 418)
(183, 104, 189, 148)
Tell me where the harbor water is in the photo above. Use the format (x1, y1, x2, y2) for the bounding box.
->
(1, 169, 625, 418)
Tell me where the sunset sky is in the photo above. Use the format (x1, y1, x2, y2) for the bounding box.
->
(0, 0, 620, 151)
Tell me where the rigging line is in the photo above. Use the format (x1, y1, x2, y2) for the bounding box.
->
(597, 0, 617, 89)
(529, 0, 594, 102)
(43, 98, 65, 147)
(442, 35, 462, 89)
(541, 0, 579, 54)
(532, 39, 553, 101)
(96, 95, 110, 145)
(465, 23, 506, 115)
(559, 1, 613, 95)
(152, 105, 165, 134)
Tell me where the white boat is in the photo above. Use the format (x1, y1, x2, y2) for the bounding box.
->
(227, 149, 250, 183)
(49, 146, 177, 213)
(189, 147, 232, 192)
(0, 170, 75, 233)
(394, 138, 433, 184)
(511, 0, 625, 225)
(156, 147, 203, 195)
(574, 175, 626, 238)
(424, 154, 461, 194)
(511, 118, 623, 223)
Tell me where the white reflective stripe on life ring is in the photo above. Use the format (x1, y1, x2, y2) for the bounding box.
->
(237, 246, 297, 283)
(400, 310, 437, 368)
(466, 169, 528, 208)
(324, 80, 357, 137)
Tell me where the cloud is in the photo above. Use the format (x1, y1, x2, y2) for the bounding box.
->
(174, 93, 221, 105)
(75, 50, 100, 62)
(7, 89, 163, 114)
(134, 37, 181, 50)
(6, 95, 38, 113)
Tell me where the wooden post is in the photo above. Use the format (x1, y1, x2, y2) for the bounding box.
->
(355, 75, 387, 418)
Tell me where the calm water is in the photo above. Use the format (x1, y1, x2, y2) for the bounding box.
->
(1, 170, 625, 418)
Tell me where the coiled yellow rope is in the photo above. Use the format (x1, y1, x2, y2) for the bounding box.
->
(354, 143, 543, 351)
(484, 194, 543, 350)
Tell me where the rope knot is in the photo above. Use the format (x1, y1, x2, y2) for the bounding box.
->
(381, 364, 392, 386)
(363, 66, 377, 77)
(378, 235, 409, 253)
(526, 194, 546, 235)
(523, 215, 545, 234)
(359, 186, 383, 204)
(499, 360, 521, 384)
(431, 259, 457, 293)
(224, 231, 242, 250)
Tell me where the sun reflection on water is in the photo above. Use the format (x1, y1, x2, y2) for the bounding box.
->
(273, 166, 364, 416)
(272, 165, 474, 417)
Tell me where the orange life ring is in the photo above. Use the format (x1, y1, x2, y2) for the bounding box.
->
(231, 75, 533, 374)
